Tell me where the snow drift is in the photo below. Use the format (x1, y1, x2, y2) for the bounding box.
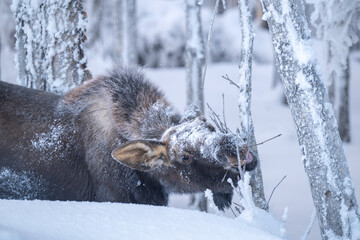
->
(0, 199, 285, 240)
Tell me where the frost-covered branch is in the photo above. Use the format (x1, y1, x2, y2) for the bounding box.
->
(260, 0, 360, 238)
(301, 209, 317, 240)
(306, 0, 359, 85)
(11, 0, 90, 94)
(237, 0, 268, 211)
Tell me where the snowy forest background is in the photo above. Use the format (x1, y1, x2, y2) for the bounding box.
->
(0, 0, 360, 239)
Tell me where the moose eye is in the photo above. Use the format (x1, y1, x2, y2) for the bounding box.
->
(181, 154, 193, 164)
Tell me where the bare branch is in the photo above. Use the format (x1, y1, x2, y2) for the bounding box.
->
(206, 103, 230, 134)
(234, 206, 242, 214)
(222, 93, 227, 131)
(201, 0, 220, 88)
(222, 74, 240, 88)
(267, 175, 287, 206)
(229, 206, 237, 217)
(248, 134, 282, 147)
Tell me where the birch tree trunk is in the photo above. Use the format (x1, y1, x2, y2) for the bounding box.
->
(260, 0, 360, 239)
(112, 0, 137, 67)
(237, 0, 268, 211)
(11, 0, 90, 94)
(185, 0, 206, 211)
(185, 0, 205, 113)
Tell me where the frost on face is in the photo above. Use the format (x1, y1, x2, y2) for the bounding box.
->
(163, 119, 220, 161)
(161, 115, 243, 164)
(0, 168, 48, 200)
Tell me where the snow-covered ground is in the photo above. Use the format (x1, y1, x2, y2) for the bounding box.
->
(0, 198, 285, 240)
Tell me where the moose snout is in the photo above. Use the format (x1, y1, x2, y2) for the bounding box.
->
(224, 144, 257, 170)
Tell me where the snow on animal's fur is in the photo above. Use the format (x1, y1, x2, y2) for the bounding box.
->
(0, 69, 257, 210)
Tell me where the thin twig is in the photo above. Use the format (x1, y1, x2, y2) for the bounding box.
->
(267, 175, 287, 206)
(229, 206, 237, 217)
(201, 0, 220, 88)
(222, 74, 240, 88)
(248, 134, 282, 147)
(234, 206, 242, 214)
(206, 103, 230, 134)
(222, 93, 227, 131)
(233, 202, 242, 208)
(221, 169, 229, 183)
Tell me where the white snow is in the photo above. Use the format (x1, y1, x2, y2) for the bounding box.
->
(0, 199, 284, 240)
(204, 189, 221, 214)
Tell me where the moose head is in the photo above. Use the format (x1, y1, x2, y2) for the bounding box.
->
(111, 105, 257, 203)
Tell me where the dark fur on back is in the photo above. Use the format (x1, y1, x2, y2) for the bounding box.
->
(0, 69, 256, 209)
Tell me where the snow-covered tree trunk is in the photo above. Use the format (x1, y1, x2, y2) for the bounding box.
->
(11, 0, 90, 94)
(305, 0, 360, 143)
(333, 57, 350, 142)
(86, 0, 104, 47)
(185, 0, 205, 113)
(185, 0, 206, 211)
(112, 0, 137, 67)
(260, 0, 360, 239)
(237, 0, 268, 211)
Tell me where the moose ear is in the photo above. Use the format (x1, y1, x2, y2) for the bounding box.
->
(181, 104, 202, 123)
(111, 140, 169, 171)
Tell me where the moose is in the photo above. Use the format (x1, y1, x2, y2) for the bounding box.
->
(0, 69, 257, 210)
